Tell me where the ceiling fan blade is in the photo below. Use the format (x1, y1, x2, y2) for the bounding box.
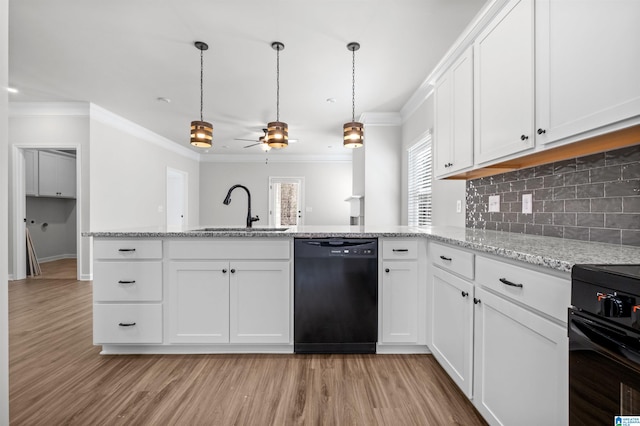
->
(234, 138, 257, 142)
(243, 142, 261, 148)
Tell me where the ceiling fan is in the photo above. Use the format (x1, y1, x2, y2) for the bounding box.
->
(234, 129, 298, 150)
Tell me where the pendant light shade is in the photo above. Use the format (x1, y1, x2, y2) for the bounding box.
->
(266, 42, 288, 149)
(190, 41, 213, 148)
(344, 42, 364, 148)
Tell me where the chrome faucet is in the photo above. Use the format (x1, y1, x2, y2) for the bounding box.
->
(223, 184, 260, 228)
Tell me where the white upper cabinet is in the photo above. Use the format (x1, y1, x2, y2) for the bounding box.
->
(535, 0, 640, 145)
(38, 151, 76, 198)
(474, 0, 535, 165)
(434, 46, 474, 178)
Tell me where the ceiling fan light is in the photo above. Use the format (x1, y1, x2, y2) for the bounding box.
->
(190, 120, 213, 148)
(343, 121, 364, 148)
(266, 121, 288, 148)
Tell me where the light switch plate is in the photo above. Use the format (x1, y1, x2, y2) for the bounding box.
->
(456, 200, 462, 213)
(488, 195, 500, 212)
(522, 193, 533, 214)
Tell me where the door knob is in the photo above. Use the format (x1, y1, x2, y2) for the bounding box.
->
(473, 298, 481, 305)
(461, 291, 469, 298)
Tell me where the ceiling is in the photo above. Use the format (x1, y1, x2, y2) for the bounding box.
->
(8, 0, 487, 159)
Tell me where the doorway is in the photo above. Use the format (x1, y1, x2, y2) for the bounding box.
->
(12, 146, 82, 281)
(166, 168, 188, 231)
(269, 177, 304, 227)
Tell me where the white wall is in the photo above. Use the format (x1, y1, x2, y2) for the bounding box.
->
(89, 109, 200, 231)
(8, 108, 91, 279)
(362, 123, 402, 226)
(199, 161, 351, 227)
(402, 95, 466, 227)
(26, 197, 77, 262)
(1, 0, 9, 420)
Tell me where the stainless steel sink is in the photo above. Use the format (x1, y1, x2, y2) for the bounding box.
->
(189, 227, 289, 232)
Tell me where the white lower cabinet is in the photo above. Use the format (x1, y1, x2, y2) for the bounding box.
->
(230, 261, 290, 343)
(473, 287, 567, 426)
(167, 261, 230, 343)
(168, 260, 290, 344)
(381, 260, 419, 343)
(94, 304, 163, 344)
(430, 267, 474, 398)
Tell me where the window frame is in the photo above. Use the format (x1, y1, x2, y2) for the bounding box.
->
(407, 133, 433, 227)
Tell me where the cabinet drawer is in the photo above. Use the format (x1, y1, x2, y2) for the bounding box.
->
(93, 304, 162, 344)
(382, 240, 418, 260)
(93, 240, 162, 260)
(430, 242, 475, 280)
(93, 262, 162, 302)
(475, 256, 570, 322)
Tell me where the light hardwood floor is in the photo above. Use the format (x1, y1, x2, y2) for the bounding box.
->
(10, 259, 487, 425)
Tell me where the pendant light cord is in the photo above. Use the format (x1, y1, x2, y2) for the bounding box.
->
(200, 47, 204, 122)
(351, 47, 356, 122)
(276, 45, 280, 122)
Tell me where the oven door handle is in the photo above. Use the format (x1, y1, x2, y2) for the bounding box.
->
(571, 313, 640, 361)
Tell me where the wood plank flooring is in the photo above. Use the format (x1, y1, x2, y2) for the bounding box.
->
(9, 259, 487, 425)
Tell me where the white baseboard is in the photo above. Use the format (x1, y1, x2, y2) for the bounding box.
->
(376, 344, 431, 354)
(38, 254, 77, 263)
(7, 274, 15, 281)
(80, 274, 92, 281)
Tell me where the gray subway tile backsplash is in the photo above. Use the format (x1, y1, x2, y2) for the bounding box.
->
(466, 144, 640, 246)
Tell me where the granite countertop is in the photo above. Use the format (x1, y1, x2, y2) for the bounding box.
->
(84, 225, 640, 273)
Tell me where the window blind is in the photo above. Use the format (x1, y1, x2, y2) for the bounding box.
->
(408, 135, 432, 227)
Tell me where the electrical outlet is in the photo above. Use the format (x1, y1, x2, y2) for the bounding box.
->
(488, 195, 500, 212)
(522, 194, 533, 214)
(456, 200, 462, 213)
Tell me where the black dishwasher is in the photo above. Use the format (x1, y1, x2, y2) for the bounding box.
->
(294, 238, 378, 354)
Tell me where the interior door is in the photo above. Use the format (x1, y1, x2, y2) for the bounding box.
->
(166, 168, 187, 231)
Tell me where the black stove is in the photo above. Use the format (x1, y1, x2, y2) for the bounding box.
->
(570, 264, 640, 425)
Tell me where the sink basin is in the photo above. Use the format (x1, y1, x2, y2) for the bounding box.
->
(190, 227, 289, 232)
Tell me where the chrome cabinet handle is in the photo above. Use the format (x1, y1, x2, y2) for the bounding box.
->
(440, 255, 452, 261)
(118, 322, 136, 327)
(499, 278, 523, 288)
(118, 280, 136, 284)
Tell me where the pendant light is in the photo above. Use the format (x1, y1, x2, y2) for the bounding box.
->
(343, 42, 364, 148)
(190, 41, 213, 148)
(266, 41, 288, 149)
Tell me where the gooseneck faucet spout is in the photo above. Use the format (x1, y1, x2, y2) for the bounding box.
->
(223, 184, 260, 228)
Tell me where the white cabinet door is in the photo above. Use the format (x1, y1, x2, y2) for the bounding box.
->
(430, 267, 474, 398)
(536, 0, 640, 145)
(37, 151, 76, 198)
(435, 46, 474, 178)
(474, 0, 534, 164)
(230, 261, 290, 344)
(24, 149, 38, 196)
(167, 261, 229, 343)
(381, 261, 418, 343)
(473, 287, 568, 426)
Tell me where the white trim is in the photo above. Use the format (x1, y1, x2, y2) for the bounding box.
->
(406, 130, 433, 150)
(37, 254, 77, 264)
(376, 344, 430, 354)
(80, 273, 92, 281)
(9, 101, 90, 117)
(400, 0, 510, 122)
(359, 112, 402, 126)
(89, 104, 200, 161)
(200, 154, 352, 163)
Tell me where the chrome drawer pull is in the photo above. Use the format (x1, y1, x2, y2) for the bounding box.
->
(440, 255, 452, 261)
(118, 280, 136, 284)
(393, 249, 409, 252)
(118, 248, 136, 252)
(118, 322, 136, 327)
(499, 278, 523, 288)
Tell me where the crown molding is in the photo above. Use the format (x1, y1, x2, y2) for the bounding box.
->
(9, 101, 90, 117)
(359, 112, 402, 126)
(89, 104, 200, 161)
(200, 153, 353, 164)
(400, 0, 510, 122)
